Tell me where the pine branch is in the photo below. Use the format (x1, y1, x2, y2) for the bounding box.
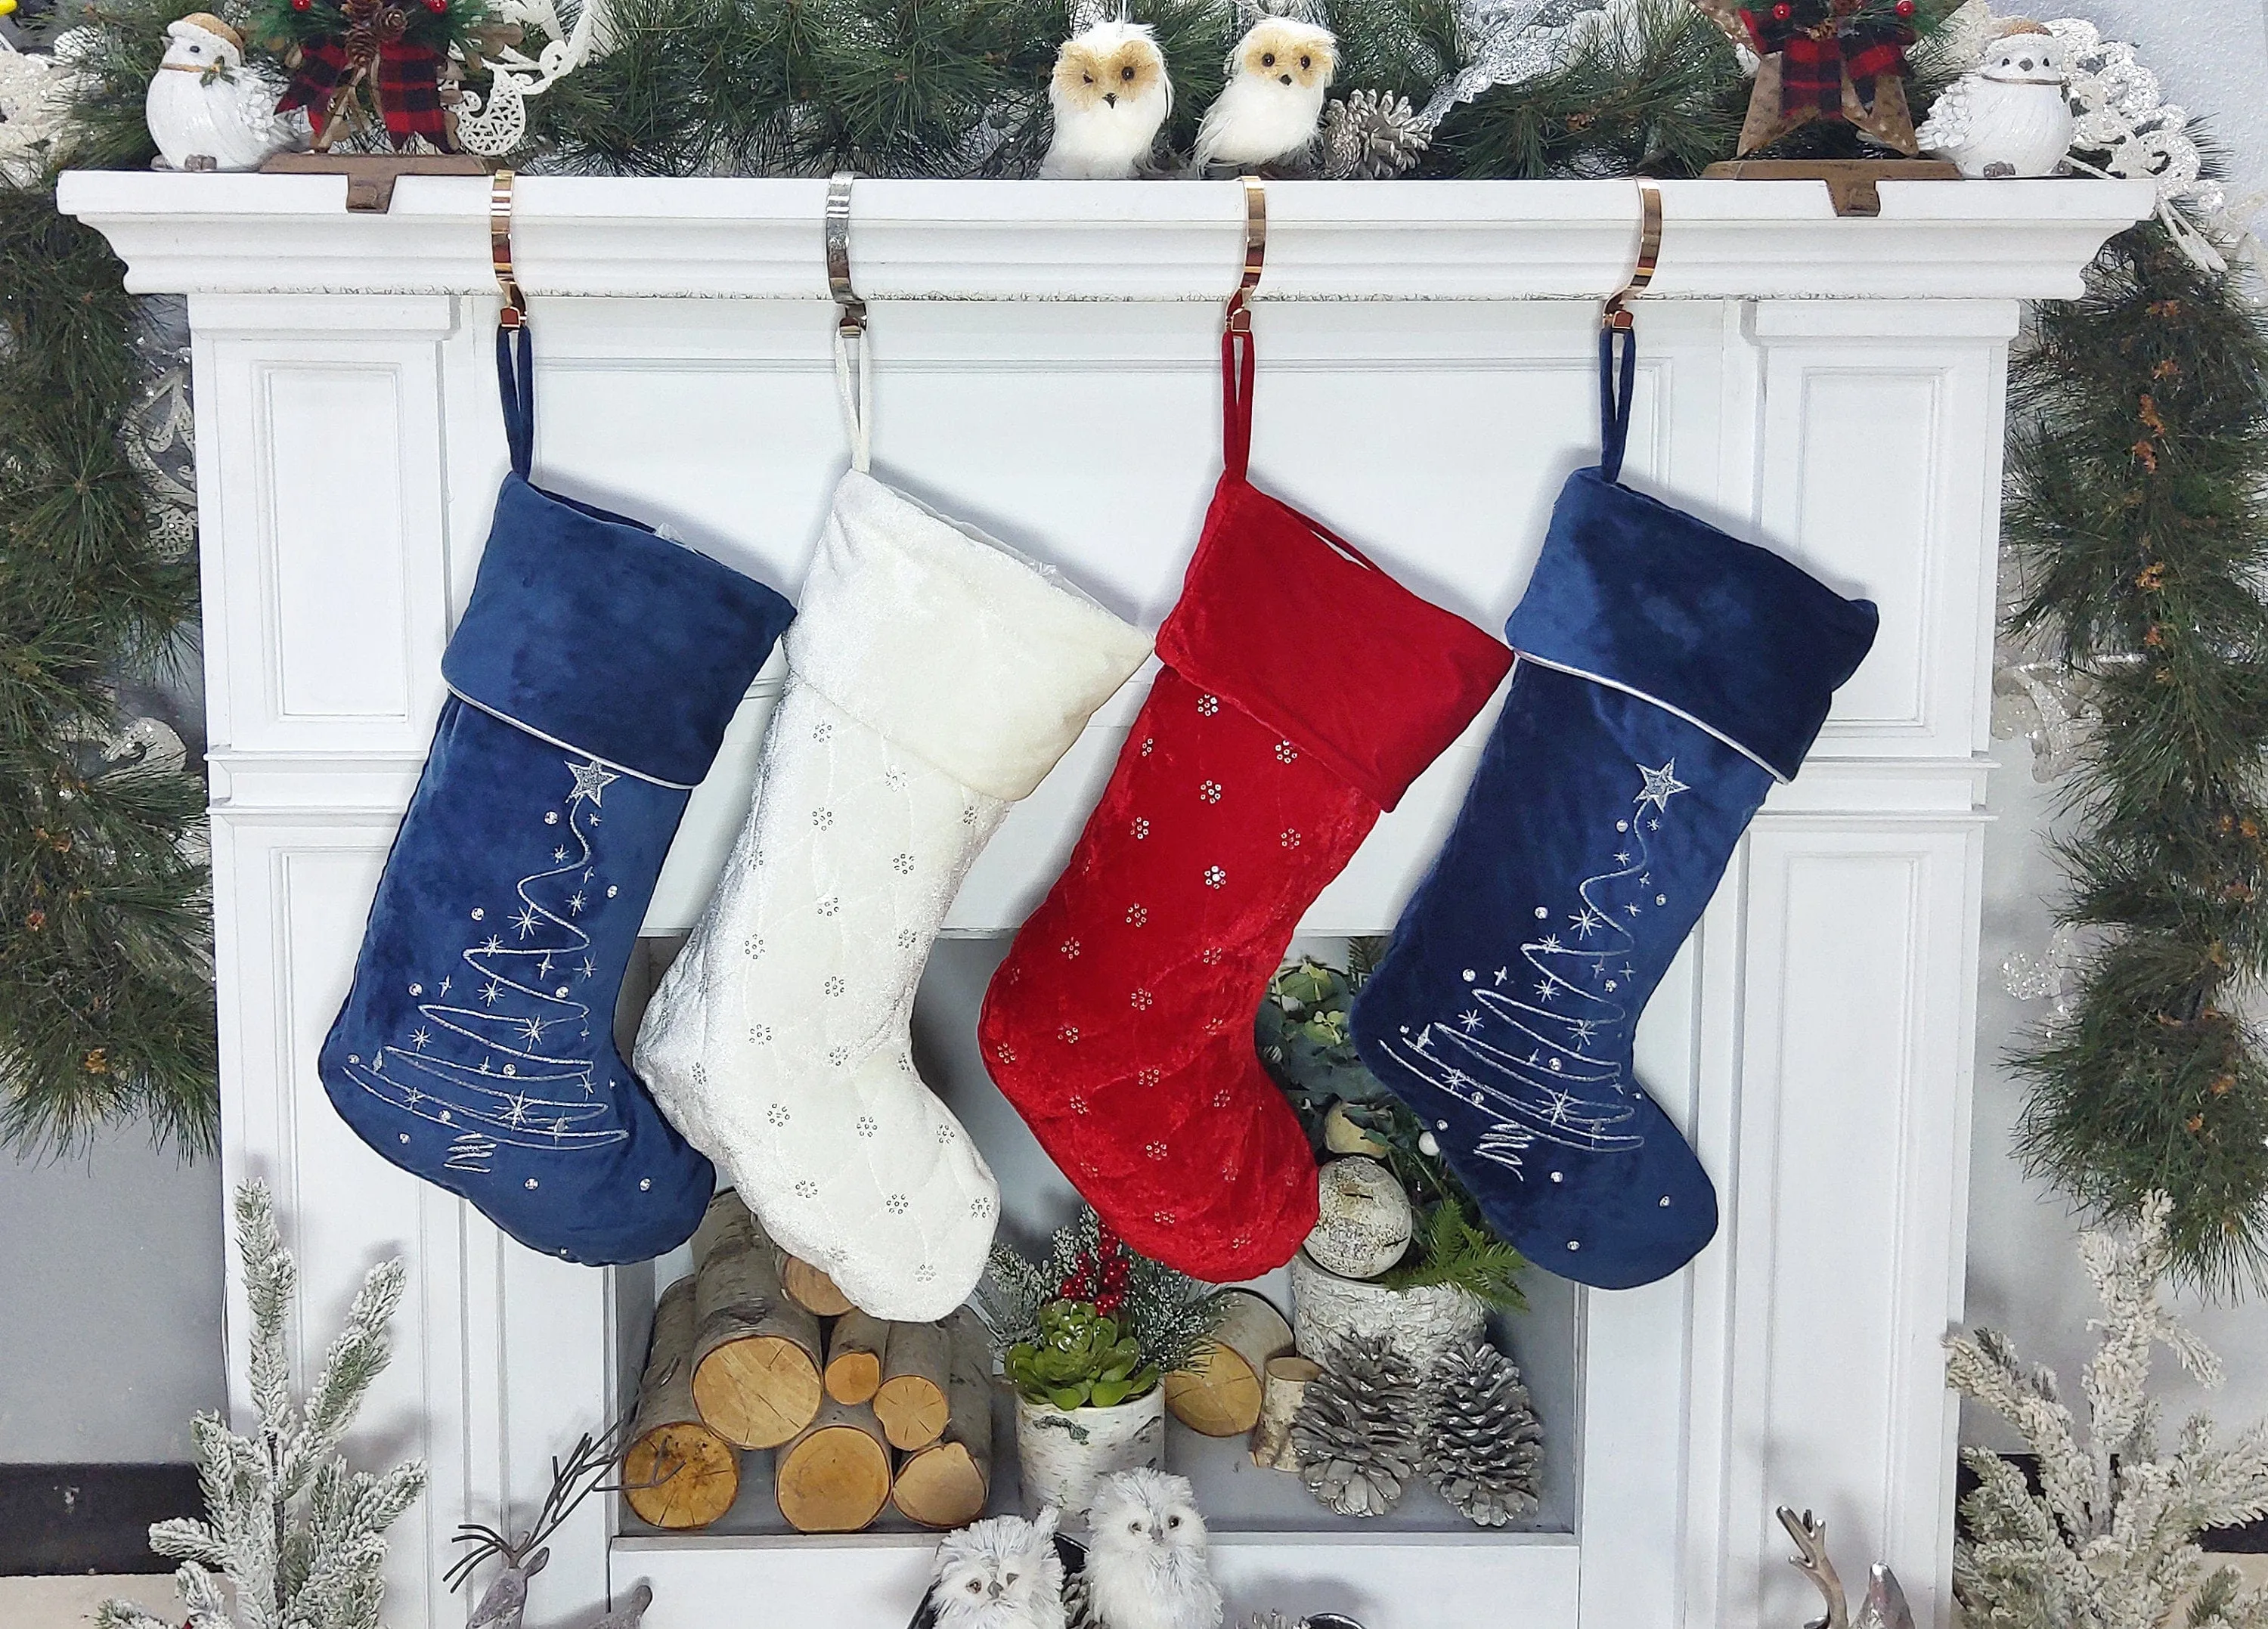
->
(2004, 223, 2268, 1295)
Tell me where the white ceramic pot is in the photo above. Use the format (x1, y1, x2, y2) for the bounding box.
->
(1014, 1387, 1167, 1520)
(1290, 1247, 1486, 1377)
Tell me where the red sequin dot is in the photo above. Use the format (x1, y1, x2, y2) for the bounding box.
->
(1893, 0, 1913, 12)
(1771, 1, 1790, 15)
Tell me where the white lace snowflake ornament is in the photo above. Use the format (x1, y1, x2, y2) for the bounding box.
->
(0, 33, 75, 184)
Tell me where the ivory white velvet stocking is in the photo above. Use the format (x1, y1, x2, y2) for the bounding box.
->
(635, 470, 1149, 1319)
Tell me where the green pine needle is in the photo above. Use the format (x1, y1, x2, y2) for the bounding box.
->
(1381, 1197, 1528, 1312)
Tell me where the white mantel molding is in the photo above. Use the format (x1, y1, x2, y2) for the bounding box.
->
(57, 172, 2155, 304)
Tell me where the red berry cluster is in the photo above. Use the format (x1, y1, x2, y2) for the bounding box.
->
(1771, 2, 1792, 17)
(1058, 1222, 1134, 1320)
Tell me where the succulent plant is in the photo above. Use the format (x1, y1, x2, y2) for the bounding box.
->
(1005, 1299, 1160, 1411)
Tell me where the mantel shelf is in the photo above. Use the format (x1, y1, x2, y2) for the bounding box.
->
(57, 171, 2152, 303)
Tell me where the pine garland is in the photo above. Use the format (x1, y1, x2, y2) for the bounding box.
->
(2003, 221, 2268, 1294)
(0, 172, 214, 1157)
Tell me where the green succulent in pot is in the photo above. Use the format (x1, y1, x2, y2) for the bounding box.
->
(1005, 1299, 1160, 1411)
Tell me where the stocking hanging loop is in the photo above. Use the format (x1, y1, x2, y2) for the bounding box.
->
(1597, 178, 1658, 485)
(490, 169, 534, 480)
(826, 172, 873, 474)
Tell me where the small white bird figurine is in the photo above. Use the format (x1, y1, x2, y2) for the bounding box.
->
(144, 12, 299, 172)
(928, 1507, 1069, 1629)
(1041, 19, 1173, 179)
(1191, 17, 1334, 173)
(1078, 1469, 1222, 1629)
(1916, 22, 2074, 180)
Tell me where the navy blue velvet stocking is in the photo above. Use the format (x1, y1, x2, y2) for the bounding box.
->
(1350, 330, 1879, 1290)
(318, 326, 795, 1265)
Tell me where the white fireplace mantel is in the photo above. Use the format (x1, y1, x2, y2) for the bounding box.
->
(57, 172, 2151, 1629)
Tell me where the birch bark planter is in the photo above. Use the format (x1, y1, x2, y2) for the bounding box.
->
(1015, 1389, 1166, 1520)
(1290, 1248, 1487, 1376)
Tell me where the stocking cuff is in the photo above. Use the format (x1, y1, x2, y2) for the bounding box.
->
(443, 476, 796, 789)
(786, 472, 1153, 804)
(1506, 469, 1879, 782)
(1157, 482, 1512, 811)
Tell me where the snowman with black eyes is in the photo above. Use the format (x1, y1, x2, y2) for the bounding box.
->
(144, 11, 302, 171)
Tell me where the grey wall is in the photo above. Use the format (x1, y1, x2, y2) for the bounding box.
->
(0, 1126, 225, 1462)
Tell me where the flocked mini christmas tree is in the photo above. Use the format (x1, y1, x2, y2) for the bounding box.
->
(99, 1183, 425, 1629)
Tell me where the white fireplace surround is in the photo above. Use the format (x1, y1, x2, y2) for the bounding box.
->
(59, 171, 2151, 1629)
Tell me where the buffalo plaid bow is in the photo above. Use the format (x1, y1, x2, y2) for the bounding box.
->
(277, 32, 448, 146)
(1740, 0, 1916, 116)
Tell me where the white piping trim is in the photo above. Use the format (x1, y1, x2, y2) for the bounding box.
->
(1511, 652, 1790, 785)
(445, 684, 699, 790)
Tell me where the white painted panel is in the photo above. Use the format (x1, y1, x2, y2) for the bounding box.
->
(262, 366, 417, 720)
(1788, 371, 1938, 729)
(1714, 822, 1980, 1629)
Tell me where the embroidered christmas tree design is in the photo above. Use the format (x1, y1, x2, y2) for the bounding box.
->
(1370, 759, 1690, 1179)
(338, 756, 629, 1172)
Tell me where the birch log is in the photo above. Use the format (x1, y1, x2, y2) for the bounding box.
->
(872, 1318, 950, 1451)
(891, 1309, 993, 1528)
(775, 1398, 892, 1532)
(689, 1197, 823, 1448)
(825, 1308, 890, 1406)
(780, 1253, 858, 1318)
(623, 1277, 740, 1528)
(1250, 1354, 1324, 1470)
(1164, 1287, 1293, 1436)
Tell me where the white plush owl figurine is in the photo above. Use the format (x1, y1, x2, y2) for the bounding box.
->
(929, 1507, 1069, 1629)
(1191, 17, 1334, 172)
(1041, 19, 1173, 179)
(1080, 1470, 1222, 1629)
(144, 13, 299, 172)
(1916, 23, 2074, 180)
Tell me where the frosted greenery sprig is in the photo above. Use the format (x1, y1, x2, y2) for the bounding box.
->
(980, 1206, 1227, 1380)
(1948, 1193, 2268, 1629)
(98, 1183, 426, 1629)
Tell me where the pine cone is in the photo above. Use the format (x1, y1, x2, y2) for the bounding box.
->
(1290, 1331, 1421, 1517)
(1320, 89, 1431, 181)
(1423, 1342, 1542, 1528)
(1062, 1566, 1098, 1629)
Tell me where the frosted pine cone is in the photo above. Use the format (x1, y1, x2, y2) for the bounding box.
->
(1320, 89, 1430, 180)
(1290, 1331, 1421, 1517)
(1423, 1341, 1542, 1528)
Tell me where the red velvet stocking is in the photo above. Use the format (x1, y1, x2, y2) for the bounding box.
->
(979, 328, 1512, 1281)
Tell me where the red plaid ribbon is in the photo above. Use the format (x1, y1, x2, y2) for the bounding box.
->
(1740, 2, 1915, 116)
(277, 35, 448, 146)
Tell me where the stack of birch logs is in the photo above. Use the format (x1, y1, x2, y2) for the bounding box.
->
(624, 1193, 995, 1533)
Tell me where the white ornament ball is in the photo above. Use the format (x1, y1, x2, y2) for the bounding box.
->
(1304, 1156, 1414, 1280)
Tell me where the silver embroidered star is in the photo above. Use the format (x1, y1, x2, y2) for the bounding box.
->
(519, 1015, 547, 1043)
(566, 757, 618, 806)
(411, 1027, 431, 1049)
(503, 1092, 534, 1128)
(480, 980, 503, 1005)
(1460, 1009, 1484, 1030)
(1635, 759, 1690, 812)
(513, 906, 540, 938)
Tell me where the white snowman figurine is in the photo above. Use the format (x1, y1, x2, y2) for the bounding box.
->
(144, 13, 300, 172)
(1916, 21, 2074, 180)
